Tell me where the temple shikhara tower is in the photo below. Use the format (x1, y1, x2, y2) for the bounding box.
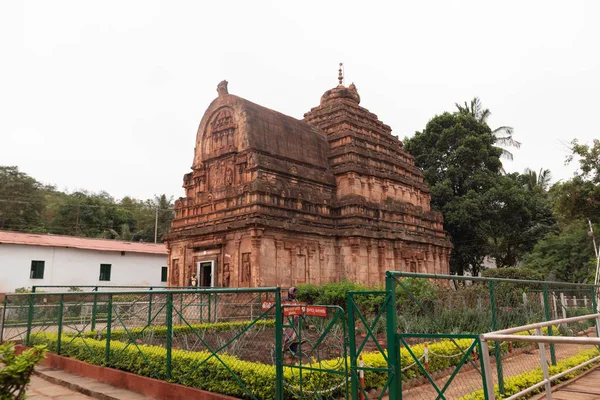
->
(164, 70, 452, 288)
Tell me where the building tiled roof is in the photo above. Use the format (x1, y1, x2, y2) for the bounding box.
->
(0, 230, 167, 255)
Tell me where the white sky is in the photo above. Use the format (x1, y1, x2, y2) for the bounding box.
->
(1, 1, 599, 201)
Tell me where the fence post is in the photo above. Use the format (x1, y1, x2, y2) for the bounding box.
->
(91, 287, 98, 331)
(213, 293, 218, 323)
(0, 295, 7, 343)
(552, 292, 558, 320)
(57, 294, 64, 355)
(275, 289, 283, 400)
(542, 284, 557, 365)
(179, 293, 183, 325)
(147, 288, 153, 327)
(479, 338, 496, 400)
(489, 281, 504, 395)
(535, 328, 552, 399)
(105, 293, 113, 365)
(208, 293, 212, 323)
(385, 273, 401, 400)
(347, 294, 359, 400)
(592, 288, 600, 340)
(560, 293, 567, 320)
(166, 292, 173, 380)
(25, 293, 34, 346)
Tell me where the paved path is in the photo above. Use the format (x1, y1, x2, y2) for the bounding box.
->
(543, 367, 600, 400)
(27, 375, 94, 400)
(28, 366, 153, 400)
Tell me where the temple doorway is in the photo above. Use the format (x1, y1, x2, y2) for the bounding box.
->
(196, 260, 215, 287)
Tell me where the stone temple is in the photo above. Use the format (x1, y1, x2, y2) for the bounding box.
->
(164, 74, 452, 288)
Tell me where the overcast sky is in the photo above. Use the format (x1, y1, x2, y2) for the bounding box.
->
(1, 1, 599, 201)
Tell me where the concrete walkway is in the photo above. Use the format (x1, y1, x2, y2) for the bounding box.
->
(27, 375, 94, 400)
(29, 366, 154, 400)
(540, 367, 600, 400)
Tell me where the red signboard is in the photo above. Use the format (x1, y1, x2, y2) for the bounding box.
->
(261, 302, 327, 317)
(283, 306, 304, 316)
(305, 306, 327, 317)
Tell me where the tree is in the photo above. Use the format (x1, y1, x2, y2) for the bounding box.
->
(0, 166, 46, 232)
(405, 112, 503, 275)
(484, 173, 555, 268)
(455, 97, 521, 161)
(521, 168, 552, 192)
(551, 139, 600, 223)
(567, 138, 600, 183)
(405, 110, 553, 275)
(521, 220, 596, 283)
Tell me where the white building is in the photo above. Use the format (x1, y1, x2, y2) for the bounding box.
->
(0, 231, 168, 293)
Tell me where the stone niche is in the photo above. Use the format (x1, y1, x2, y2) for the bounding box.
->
(165, 79, 452, 288)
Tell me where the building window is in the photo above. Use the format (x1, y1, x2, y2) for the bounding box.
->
(99, 264, 112, 281)
(161, 266, 168, 282)
(30, 260, 45, 279)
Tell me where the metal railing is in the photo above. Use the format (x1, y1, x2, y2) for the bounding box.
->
(480, 314, 600, 400)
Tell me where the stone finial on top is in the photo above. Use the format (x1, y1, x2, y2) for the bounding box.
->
(217, 80, 229, 96)
(338, 63, 344, 86)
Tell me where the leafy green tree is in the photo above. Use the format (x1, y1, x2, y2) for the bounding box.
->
(522, 220, 596, 283)
(552, 139, 600, 223)
(405, 111, 503, 275)
(405, 109, 553, 275)
(484, 173, 556, 268)
(567, 138, 600, 183)
(0, 166, 46, 232)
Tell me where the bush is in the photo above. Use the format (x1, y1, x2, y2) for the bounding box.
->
(0, 342, 47, 400)
(88, 319, 275, 341)
(459, 347, 600, 400)
(482, 267, 544, 281)
(29, 331, 523, 398)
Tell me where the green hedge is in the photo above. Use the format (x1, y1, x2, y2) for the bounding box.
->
(459, 348, 600, 399)
(30, 328, 562, 399)
(85, 319, 275, 341)
(31, 332, 278, 399)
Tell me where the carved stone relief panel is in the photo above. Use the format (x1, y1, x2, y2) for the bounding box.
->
(203, 108, 238, 157)
(240, 252, 251, 285)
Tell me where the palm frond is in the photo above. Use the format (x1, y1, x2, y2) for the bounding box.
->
(478, 108, 490, 123)
(497, 147, 514, 161)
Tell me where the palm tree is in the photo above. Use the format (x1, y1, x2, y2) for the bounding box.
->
(455, 97, 521, 161)
(523, 168, 552, 191)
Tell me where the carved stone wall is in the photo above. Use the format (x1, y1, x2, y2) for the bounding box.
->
(165, 80, 452, 288)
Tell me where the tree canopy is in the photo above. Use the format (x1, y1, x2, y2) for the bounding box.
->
(405, 102, 554, 275)
(0, 166, 173, 242)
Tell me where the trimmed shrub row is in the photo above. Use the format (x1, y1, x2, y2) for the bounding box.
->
(86, 319, 275, 341)
(29, 329, 551, 399)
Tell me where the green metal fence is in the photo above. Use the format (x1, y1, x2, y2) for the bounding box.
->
(1, 287, 354, 399)
(2, 288, 283, 399)
(4, 274, 600, 399)
(384, 271, 600, 400)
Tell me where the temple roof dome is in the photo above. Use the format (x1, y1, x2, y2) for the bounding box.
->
(320, 83, 361, 105)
